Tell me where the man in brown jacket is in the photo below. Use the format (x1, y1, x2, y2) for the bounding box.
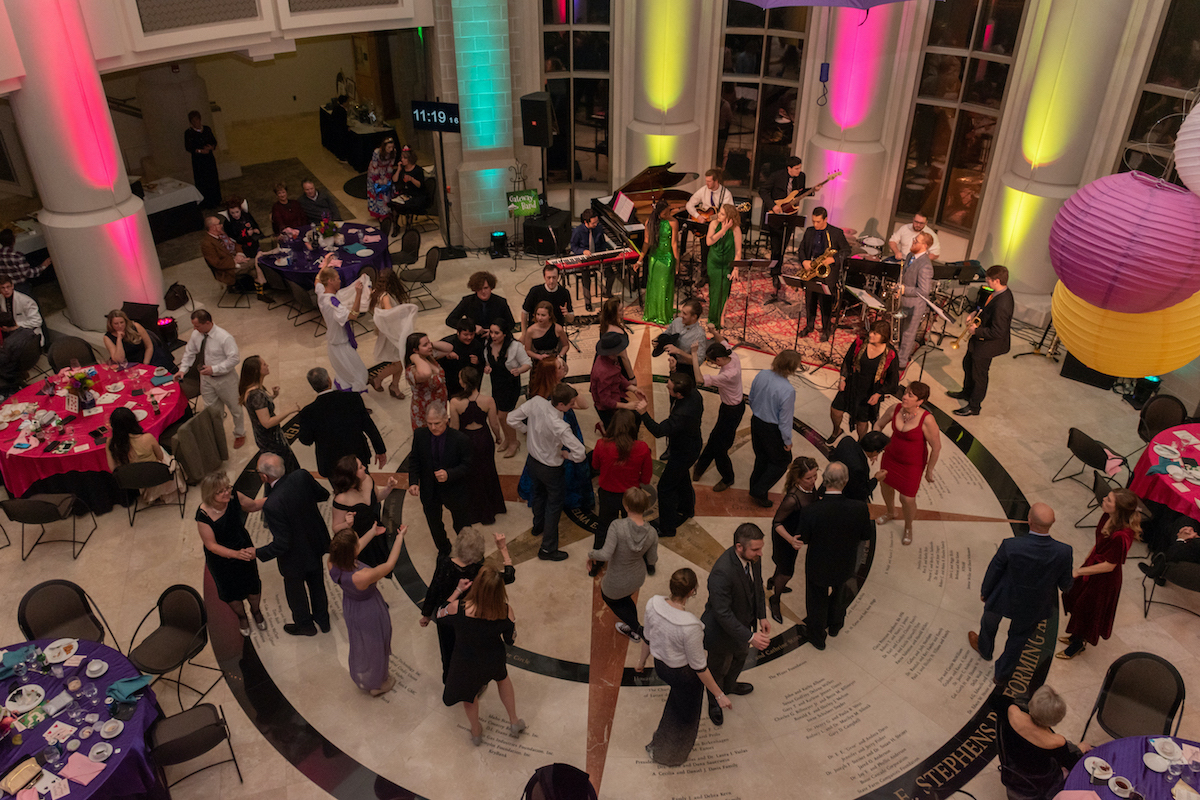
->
(201, 215, 269, 302)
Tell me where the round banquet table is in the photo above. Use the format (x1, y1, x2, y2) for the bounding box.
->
(0, 363, 187, 500)
(259, 221, 393, 287)
(1130, 423, 1200, 550)
(1063, 736, 1200, 799)
(0, 639, 162, 800)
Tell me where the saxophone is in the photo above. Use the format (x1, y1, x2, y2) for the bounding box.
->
(798, 246, 837, 281)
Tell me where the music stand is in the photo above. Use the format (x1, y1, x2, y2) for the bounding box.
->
(761, 213, 806, 262)
(907, 293, 954, 380)
(843, 285, 885, 327)
(732, 258, 772, 344)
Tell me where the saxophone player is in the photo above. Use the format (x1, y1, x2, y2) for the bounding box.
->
(896, 232, 934, 368)
(799, 207, 852, 342)
(947, 265, 1013, 417)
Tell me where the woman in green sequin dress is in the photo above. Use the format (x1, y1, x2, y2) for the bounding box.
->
(638, 198, 679, 325)
(705, 204, 743, 328)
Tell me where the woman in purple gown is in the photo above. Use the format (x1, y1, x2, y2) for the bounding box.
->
(328, 519, 407, 696)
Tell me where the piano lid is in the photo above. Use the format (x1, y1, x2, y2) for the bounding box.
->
(615, 162, 699, 195)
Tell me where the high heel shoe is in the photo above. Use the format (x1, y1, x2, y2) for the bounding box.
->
(825, 430, 841, 444)
(470, 725, 484, 746)
(509, 719, 526, 737)
(503, 441, 521, 459)
(901, 528, 913, 546)
(253, 611, 267, 631)
(875, 513, 895, 525)
(768, 596, 783, 625)
(389, 382, 407, 400)
(370, 375, 384, 392)
(1057, 635, 1072, 644)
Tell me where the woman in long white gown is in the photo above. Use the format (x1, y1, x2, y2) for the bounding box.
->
(366, 271, 419, 399)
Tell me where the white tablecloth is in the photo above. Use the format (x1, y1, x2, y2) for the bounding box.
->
(140, 177, 204, 215)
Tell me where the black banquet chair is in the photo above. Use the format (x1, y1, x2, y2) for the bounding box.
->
(1051, 427, 1128, 490)
(1142, 553, 1200, 619)
(399, 246, 442, 310)
(392, 228, 421, 267)
(1080, 652, 1185, 740)
(148, 703, 242, 790)
(47, 336, 98, 373)
(113, 461, 188, 526)
(127, 585, 223, 710)
(0, 493, 96, 561)
(1127, 394, 1190, 458)
(17, 579, 119, 650)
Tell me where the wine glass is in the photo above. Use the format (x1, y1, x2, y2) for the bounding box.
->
(41, 743, 63, 769)
(12, 660, 28, 684)
(1169, 760, 1184, 785)
(80, 681, 99, 708)
(65, 701, 83, 725)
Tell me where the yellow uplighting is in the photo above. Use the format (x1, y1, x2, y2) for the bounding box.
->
(643, 1, 689, 111)
(645, 134, 678, 165)
(1020, 4, 1083, 167)
(997, 185, 1044, 258)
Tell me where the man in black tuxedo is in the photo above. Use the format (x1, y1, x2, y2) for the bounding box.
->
(825, 430, 889, 503)
(949, 264, 1014, 416)
(254, 454, 332, 636)
(758, 156, 806, 302)
(701, 523, 770, 726)
(295, 367, 387, 476)
(406, 402, 472, 559)
(797, 463, 874, 650)
(443, 270, 515, 335)
(969, 503, 1073, 681)
(799, 207, 852, 342)
(438, 319, 487, 397)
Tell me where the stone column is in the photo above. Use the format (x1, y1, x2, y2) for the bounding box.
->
(7, 0, 163, 332)
(805, 4, 905, 228)
(970, 0, 1134, 299)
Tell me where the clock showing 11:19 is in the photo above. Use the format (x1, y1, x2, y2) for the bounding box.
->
(411, 101, 462, 133)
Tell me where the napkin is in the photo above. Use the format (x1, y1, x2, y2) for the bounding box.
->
(150, 376, 174, 387)
(7, 432, 36, 455)
(1184, 743, 1200, 762)
(361, 235, 381, 243)
(105, 674, 151, 702)
(1053, 792, 1100, 800)
(16, 788, 36, 800)
(59, 753, 104, 786)
(1174, 780, 1200, 800)
(1147, 462, 1174, 475)
(1178, 431, 1200, 447)
(343, 244, 371, 256)
(0, 645, 35, 678)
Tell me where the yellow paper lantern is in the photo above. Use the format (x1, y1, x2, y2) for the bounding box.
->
(1052, 281, 1200, 377)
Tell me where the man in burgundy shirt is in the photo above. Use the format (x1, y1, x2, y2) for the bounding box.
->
(589, 331, 639, 431)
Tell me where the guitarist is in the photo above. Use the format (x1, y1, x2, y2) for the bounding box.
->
(686, 169, 735, 287)
(759, 156, 806, 302)
(799, 207, 851, 342)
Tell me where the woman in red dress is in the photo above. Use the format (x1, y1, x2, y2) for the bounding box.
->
(1057, 488, 1140, 659)
(874, 381, 941, 546)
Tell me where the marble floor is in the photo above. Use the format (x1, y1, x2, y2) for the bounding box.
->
(0, 113, 1197, 800)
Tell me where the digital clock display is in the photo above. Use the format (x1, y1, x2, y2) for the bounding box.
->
(411, 101, 461, 132)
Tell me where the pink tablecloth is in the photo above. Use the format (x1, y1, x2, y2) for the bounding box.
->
(0, 364, 186, 497)
(1129, 423, 1200, 525)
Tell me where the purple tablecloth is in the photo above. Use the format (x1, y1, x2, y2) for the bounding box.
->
(260, 221, 393, 287)
(0, 639, 159, 799)
(1063, 736, 1200, 799)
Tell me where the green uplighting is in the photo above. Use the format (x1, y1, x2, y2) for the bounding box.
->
(450, 0, 512, 151)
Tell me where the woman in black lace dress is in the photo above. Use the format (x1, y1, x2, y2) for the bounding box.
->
(330, 455, 399, 568)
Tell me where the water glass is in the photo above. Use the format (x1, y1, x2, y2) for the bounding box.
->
(41, 743, 63, 769)
(65, 702, 83, 724)
(50, 664, 64, 680)
(80, 682, 99, 708)
(1189, 757, 1200, 782)
(12, 660, 28, 684)
(1169, 761, 1185, 784)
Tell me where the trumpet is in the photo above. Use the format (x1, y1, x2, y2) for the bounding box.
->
(951, 312, 979, 349)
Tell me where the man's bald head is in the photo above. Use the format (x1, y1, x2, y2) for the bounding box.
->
(1028, 503, 1055, 534)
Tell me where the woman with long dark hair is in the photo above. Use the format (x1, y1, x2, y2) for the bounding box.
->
(591, 409, 652, 554)
(637, 197, 680, 325)
(830, 319, 899, 443)
(368, 271, 415, 399)
(404, 332, 452, 430)
(597, 297, 634, 379)
(767, 456, 819, 623)
(874, 381, 940, 546)
(485, 318, 531, 458)
(330, 454, 399, 568)
(222, 197, 262, 259)
(1057, 489, 1141, 660)
(237, 355, 300, 473)
(522, 300, 568, 361)
(448, 366, 507, 526)
(106, 407, 184, 504)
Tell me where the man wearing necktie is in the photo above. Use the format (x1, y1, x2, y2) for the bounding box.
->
(568, 210, 613, 312)
(685, 169, 734, 288)
(407, 402, 473, 559)
(175, 308, 245, 448)
(895, 232, 934, 366)
(798, 208, 852, 342)
(315, 261, 369, 393)
(700, 523, 770, 726)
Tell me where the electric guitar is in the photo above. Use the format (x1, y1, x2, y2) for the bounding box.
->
(776, 171, 843, 214)
(690, 200, 752, 224)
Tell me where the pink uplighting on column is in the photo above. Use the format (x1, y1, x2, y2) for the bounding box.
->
(827, 10, 889, 130)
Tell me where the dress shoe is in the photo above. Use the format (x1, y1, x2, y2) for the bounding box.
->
(708, 705, 724, 726)
(588, 562, 603, 578)
(538, 549, 569, 561)
(645, 562, 656, 576)
(769, 596, 783, 625)
(824, 430, 841, 444)
(713, 480, 731, 493)
(750, 495, 773, 508)
(828, 626, 842, 638)
(317, 621, 331, 633)
(946, 390, 967, 399)
(1138, 561, 1167, 585)
(967, 631, 980, 654)
(233, 436, 246, 449)
(819, 331, 830, 343)
(283, 623, 318, 637)
(798, 624, 826, 650)
(800, 325, 815, 337)
(952, 407, 980, 417)
(728, 682, 754, 696)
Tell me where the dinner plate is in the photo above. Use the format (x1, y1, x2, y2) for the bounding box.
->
(45, 637, 78, 664)
(1108, 776, 1134, 798)
(88, 742, 113, 762)
(275, 257, 288, 267)
(105, 382, 124, 393)
(86, 660, 108, 678)
(1187, 474, 1200, 486)
(5, 684, 45, 714)
(1155, 444, 1182, 459)
(1152, 737, 1183, 760)
(133, 409, 148, 422)
(1085, 756, 1112, 777)
(1144, 752, 1170, 772)
(99, 719, 124, 739)
(1168, 465, 1186, 480)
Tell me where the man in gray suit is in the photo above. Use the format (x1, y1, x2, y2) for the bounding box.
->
(896, 231, 934, 366)
(701, 523, 770, 726)
(969, 503, 1073, 681)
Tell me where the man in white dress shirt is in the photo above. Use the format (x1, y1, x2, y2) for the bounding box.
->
(507, 382, 587, 562)
(175, 308, 245, 448)
(888, 213, 941, 261)
(0, 276, 43, 345)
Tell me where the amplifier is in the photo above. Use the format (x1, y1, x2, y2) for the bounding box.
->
(523, 209, 571, 256)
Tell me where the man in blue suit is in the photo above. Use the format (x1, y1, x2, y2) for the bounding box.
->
(969, 503, 1073, 681)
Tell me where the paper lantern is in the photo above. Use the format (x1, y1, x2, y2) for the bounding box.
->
(1048, 171, 1200, 314)
(1052, 281, 1200, 377)
(1176, 104, 1200, 197)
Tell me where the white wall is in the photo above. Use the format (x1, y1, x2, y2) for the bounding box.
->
(194, 35, 355, 124)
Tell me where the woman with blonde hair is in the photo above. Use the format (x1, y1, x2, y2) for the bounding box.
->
(237, 355, 300, 473)
(1057, 488, 1141, 659)
(436, 566, 524, 745)
(196, 471, 267, 637)
(103, 309, 155, 367)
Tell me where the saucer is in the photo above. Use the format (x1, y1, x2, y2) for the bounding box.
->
(86, 660, 108, 678)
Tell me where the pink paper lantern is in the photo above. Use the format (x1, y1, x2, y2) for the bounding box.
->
(1049, 171, 1200, 314)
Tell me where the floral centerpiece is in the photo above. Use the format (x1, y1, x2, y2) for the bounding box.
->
(66, 370, 96, 409)
(307, 217, 340, 250)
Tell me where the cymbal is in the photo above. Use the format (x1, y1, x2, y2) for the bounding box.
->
(862, 246, 881, 256)
(861, 236, 885, 247)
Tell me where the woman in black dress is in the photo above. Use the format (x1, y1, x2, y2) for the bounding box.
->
(238, 356, 301, 473)
(448, 367, 507, 526)
(768, 456, 819, 623)
(485, 319, 531, 458)
(222, 197, 263, 259)
(435, 566, 524, 746)
(184, 110, 221, 209)
(196, 471, 267, 637)
(330, 455, 399, 568)
(420, 528, 485, 682)
(991, 686, 1089, 799)
(828, 319, 899, 443)
(103, 309, 155, 366)
(521, 301, 568, 362)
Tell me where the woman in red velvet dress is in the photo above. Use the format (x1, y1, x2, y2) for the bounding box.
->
(874, 381, 941, 547)
(1057, 488, 1140, 660)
